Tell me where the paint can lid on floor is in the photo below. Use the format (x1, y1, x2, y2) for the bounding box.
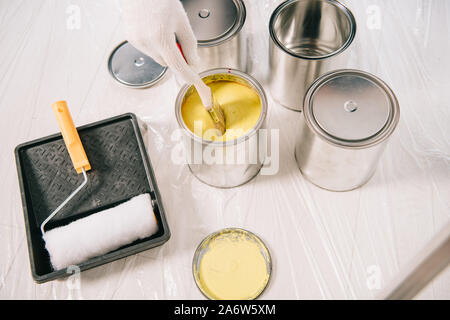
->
(108, 41, 167, 89)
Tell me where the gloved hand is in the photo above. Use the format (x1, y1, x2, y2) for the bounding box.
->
(121, 0, 203, 87)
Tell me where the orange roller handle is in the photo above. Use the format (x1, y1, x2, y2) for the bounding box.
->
(52, 101, 91, 174)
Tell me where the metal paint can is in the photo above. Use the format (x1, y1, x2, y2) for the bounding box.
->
(175, 68, 267, 188)
(269, 0, 356, 111)
(295, 69, 400, 191)
(182, 0, 247, 72)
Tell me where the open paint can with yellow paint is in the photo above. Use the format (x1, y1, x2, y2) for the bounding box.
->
(192, 228, 272, 300)
(175, 68, 268, 188)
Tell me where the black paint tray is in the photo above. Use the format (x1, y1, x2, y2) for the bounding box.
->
(14, 113, 170, 283)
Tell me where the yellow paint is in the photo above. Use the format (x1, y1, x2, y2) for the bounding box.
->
(196, 230, 270, 300)
(181, 80, 262, 141)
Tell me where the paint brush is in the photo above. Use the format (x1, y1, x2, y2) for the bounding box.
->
(177, 43, 226, 135)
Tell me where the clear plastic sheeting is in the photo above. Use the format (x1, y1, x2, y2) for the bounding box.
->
(0, 0, 449, 299)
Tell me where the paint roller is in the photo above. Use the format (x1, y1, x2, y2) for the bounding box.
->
(41, 101, 158, 270)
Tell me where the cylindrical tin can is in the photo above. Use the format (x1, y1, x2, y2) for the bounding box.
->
(295, 69, 400, 191)
(175, 68, 267, 188)
(269, 0, 356, 111)
(182, 0, 247, 72)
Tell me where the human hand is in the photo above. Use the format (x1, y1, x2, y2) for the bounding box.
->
(121, 0, 202, 85)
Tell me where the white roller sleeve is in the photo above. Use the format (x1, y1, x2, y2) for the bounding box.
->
(43, 193, 158, 270)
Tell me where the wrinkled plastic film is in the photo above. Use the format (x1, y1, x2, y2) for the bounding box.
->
(1, 0, 449, 299)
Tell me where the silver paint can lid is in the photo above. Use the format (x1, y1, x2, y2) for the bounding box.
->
(304, 69, 400, 148)
(182, 0, 246, 46)
(108, 41, 167, 89)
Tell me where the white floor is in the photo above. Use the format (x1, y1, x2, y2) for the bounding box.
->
(0, 0, 448, 299)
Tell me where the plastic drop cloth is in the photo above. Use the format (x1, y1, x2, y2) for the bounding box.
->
(0, 0, 449, 299)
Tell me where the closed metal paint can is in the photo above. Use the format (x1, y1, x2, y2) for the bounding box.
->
(269, 0, 356, 111)
(182, 0, 247, 72)
(295, 69, 400, 191)
(175, 68, 267, 188)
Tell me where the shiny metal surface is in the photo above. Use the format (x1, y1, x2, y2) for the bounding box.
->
(183, 0, 238, 42)
(312, 73, 391, 141)
(108, 41, 167, 88)
(182, 0, 247, 72)
(295, 70, 400, 191)
(40, 168, 88, 234)
(175, 69, 267, 188)
(269, 0, 356, 111)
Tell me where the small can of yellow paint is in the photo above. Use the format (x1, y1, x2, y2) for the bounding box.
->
(192, 228, 272, 300)
(175, 68, 268, 188)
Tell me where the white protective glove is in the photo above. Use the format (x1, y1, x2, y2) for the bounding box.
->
(121, 0, 213, 107)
